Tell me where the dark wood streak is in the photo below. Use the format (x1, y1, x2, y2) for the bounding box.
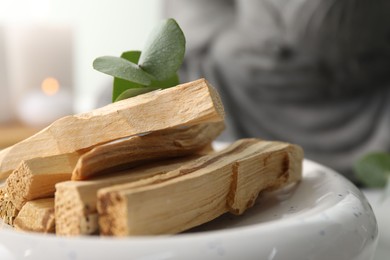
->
(278, 151, 290, 180)
(99, 192, 123, 236)
(179, 139, 258, 175)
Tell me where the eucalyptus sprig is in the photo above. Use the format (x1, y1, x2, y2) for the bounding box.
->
(354, 152, 390, 200)
(93, 18, 185, 102)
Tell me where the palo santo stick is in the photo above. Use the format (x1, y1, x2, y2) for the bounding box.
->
(72, 122, 224, 180)
(5, 153, 79, 211)
(55, 156, 201, 236)
(97, 139, 303, 236)
(227, 141, 303, 215)
(4, 122, 222, 212)
(0, 78, 224, 178)
(13, 198, 55, 233)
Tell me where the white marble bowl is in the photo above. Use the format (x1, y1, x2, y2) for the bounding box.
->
(0, 160, 378, 260)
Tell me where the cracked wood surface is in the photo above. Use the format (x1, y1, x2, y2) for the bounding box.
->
(2, 122, 222, 216)
(55, 156, 202, 236)
(72, 122, 224, 180)
(97, 139, 303, 236)
(0, 79, 224, 179)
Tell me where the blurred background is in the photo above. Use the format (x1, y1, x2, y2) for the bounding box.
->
(0, 0, 389, 179)
(0, 0, 161, 147)
(0, 0, 389, 258)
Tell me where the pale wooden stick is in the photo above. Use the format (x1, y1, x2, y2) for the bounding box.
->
(227, 141, 303, 215)
(55, 156, 202, 236)
(72, 122, 224, 180)
(97, 139, 303, 236)
(0, 79, 224, 178)
(13, 198, 55, 233)
(5, 153, 79, 211)
(3, 122, 222, 212)
(0, 125, 38, 150)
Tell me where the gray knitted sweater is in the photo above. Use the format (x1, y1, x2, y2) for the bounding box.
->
(165, 0, 390, 181)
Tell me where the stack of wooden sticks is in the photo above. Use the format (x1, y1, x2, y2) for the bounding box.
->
(0, 79, 303, 236)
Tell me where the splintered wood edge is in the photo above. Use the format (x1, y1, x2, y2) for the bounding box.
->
(96, 139, 255, 235)
(72, 122, 225, 180)
(5, 154, 77, 211)
(227, 143, 303, 215)
(55, 156, 203, 236)
(0, 78, 225, 176)
(203, 79, 225, 120)
(97, 139, 303, 236)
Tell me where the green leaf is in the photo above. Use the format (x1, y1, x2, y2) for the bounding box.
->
(150, 73, 179, 88)
(121, 50, 141, 63)
(139, 18, 185, 81)
(354, 152, 390, 188)
(112, 51, 144, 102)
(93, 56, 152, 85)
(115, 87, 159, 102)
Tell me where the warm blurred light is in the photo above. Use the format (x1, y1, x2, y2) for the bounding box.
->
(41, 77, 60, 96)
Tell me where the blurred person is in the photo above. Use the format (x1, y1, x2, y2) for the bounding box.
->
(164, 0, 390, 182)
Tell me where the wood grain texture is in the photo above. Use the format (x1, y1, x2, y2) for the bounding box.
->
(227, 142, 303, 215)
(97, 139, 303, 236)
(72, 122, 224, 180)
(55, 156, 201, 236)
(4, 153, 79, 211)
(0, 79, 224, 177)
(2, 122, 222, 216)
(13, 198, 55, 233)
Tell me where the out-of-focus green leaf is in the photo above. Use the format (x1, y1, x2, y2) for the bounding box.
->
(113, 51, 143, 102)
(115, 87, 160, 102)
(93, 18, 185, 103)
(354, 152, 390, 188)
(121, 50, 141, 64)
(93, 56, 151, 85)
(149, 73, 179, 89)
(139, 18, 185, 81)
